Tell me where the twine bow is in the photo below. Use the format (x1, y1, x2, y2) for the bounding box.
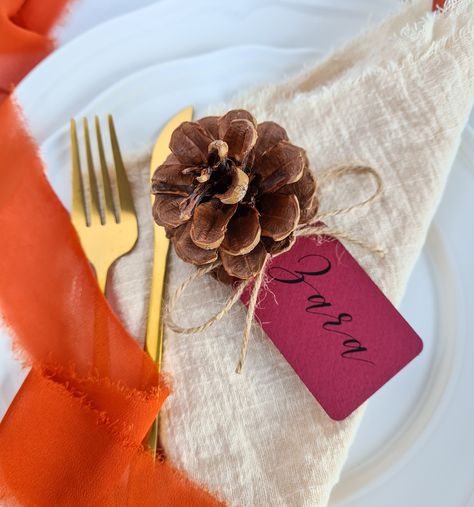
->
(165, 165, 384, 373)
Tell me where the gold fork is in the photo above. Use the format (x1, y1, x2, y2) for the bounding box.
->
(70, 116, 138, 293)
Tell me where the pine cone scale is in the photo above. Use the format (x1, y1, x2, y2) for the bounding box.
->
(281, 156, 318, 224)
(197, 116, 220, 139)
(255, 141, 306, 194)
(223, 119, 257, 162)
(252, 121, 289, 161)
(151, 154, 194, 196)
(214, 166, 249, 205)
(218, 109, 257, 139)
(170, 122, 212, 165)
(258, 193, 300, 241)
(262, 234, 296, 256)
(152, 194, 187, 229)
(220, 242, 267, 280)
(220, 206, 261, 256)
(173, 222, 218, 265)
(190, 201, 237, 250)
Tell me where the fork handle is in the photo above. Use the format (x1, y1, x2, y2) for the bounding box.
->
(91, 263, 111, 376)
(95, 267, 108, 293)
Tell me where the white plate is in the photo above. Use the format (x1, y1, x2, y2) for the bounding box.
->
(4, 1, 473, 506)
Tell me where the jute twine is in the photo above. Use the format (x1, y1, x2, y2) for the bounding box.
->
(165, 165, 384, 373)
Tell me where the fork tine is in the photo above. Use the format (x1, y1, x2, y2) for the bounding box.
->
(108, 115, 135, 222)
(95, 117, 118, 224)
(70, 119, 88, 226)
(83, 118, 103, 226)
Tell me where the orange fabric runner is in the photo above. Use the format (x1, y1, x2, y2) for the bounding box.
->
(0, 1, 223, 505)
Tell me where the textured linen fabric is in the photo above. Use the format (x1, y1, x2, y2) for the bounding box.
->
(108, 1, 474, 505)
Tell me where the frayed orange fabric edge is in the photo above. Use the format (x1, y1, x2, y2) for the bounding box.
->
(0, 368, 224, 506)
(0, 1, 225, 505)
(433, 0, 446, 10)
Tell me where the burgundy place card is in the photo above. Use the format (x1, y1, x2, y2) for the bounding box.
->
(242, 236, 423, 420)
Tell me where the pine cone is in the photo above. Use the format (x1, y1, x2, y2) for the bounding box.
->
(152, 109, 318, 281)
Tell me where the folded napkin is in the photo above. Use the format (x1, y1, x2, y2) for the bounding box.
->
(106, 1, 474, 506)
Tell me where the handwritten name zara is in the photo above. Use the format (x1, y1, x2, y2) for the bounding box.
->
(267, 254, 375, 365)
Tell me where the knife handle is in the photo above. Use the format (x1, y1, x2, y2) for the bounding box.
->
(145, 225, 169, 457)
(145, 225, 169, 367)
(145, 317, 166, 458)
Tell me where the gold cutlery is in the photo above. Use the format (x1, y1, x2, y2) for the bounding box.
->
(70, 116, 138, 293)
(145, 107, 193, 457)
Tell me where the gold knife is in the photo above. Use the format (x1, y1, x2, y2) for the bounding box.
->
(145, 106, 193, 457)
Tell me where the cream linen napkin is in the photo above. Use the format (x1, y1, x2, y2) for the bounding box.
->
(108, 1, 474, 505)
